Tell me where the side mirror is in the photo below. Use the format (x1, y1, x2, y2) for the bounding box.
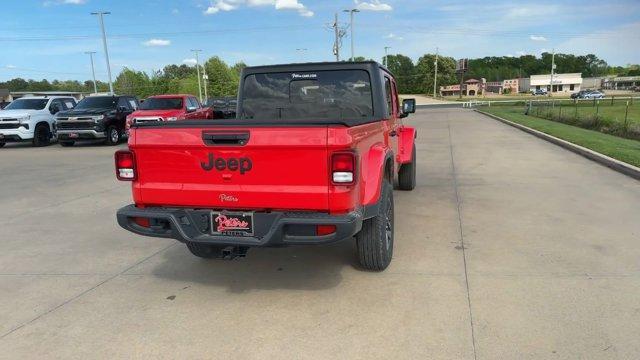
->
(401, 98, 416, 117)
(117, 106, 129, 113)
(50, 105, 60, 115)
(186, 106, 197, 113)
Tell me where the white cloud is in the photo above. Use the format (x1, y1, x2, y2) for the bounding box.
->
(43, 0, 86, 5)
(5, 65, 17, 69)
(143, 39, 171, 47)
(384, 33, 404, 41)
(183, 58, 198, 66)
(355, 0, 392, 11)
(529, 35, 547, 42)
(204, 0, 313, 17)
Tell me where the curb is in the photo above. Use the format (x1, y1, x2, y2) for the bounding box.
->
(475, 109, 640, 181)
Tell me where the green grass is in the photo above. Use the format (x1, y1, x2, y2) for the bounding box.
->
(480, 106, 640, 168)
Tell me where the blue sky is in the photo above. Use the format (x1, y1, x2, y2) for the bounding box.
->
(0, 0, 639, 82)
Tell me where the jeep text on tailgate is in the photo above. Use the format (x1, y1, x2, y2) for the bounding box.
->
(115, 61, 417, 271)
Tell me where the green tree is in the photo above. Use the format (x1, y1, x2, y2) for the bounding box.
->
(385, 54, 416, 93)
(203, 56, 237, 97)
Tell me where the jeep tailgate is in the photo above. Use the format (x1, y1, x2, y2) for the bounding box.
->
(131, 126, 329, 210)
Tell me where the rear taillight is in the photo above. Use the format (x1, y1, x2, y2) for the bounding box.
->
(331, 152, 356, 185)
(115, 150, 136, 181)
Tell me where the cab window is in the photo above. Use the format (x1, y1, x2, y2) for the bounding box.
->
(384, 77, 393, 117)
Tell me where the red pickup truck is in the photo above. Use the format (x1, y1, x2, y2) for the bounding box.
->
(116, 62, 417, 271)
(125, 94, 213, 132)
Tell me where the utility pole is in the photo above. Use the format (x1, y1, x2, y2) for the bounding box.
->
(343, 9, 360, 61)
(191, 49, 203, 103)
(84, 51, 97, 94)
(91, 12, 113, 94)
(384, 46, 391, 67)
(433, 47, 439, 98)
(549, 48, 555, 97)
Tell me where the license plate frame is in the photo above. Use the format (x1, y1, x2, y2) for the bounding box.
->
(210, 211, 254, 237)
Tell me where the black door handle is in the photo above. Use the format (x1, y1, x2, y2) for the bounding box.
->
(202, 131, 250, 146)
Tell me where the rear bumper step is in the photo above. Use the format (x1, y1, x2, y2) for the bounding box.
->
(116, 204, 363, 247)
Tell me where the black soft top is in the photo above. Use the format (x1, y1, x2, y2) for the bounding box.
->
(238, 61, 393, 126)
(134, 62, 395, 129)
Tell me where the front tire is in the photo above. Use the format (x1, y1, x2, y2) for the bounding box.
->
(356, 180, 394, 271)
(32, 123, 51, 147)
(105, 126, 120, 146)
(186, 242, 224, 259)
(0, 142, 5, 148)
(398, 145, 416, 190)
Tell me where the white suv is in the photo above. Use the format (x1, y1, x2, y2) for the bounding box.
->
(0, 96, 77, 147)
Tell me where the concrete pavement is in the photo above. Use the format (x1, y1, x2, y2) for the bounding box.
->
(1, 108, 639, 359)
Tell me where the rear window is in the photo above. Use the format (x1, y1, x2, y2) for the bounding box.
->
(239, 70, 373, 121)
(75, 96, 117, 110)
(140, 97, 183, 110)
(5, 98, 48, 110)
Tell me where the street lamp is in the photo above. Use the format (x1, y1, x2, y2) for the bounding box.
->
(384, 46, 391, 67)
(191, 49, 203, 103)
(91, 12, 113, 94)
(343, 8, 360, 61)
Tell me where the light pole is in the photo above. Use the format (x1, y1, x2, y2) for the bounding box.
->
(384, 46, 391, 67)
(191, 49, 203, 103)
(549, 48, 555, 97)
(433, 47, 439, 98)
(202, 73, 209, 104)
(84, 51, 98, 94)
(91, 12, 113, 94)
(343, 8, 360, 61)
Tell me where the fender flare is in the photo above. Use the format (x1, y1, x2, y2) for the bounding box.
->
(362, 143, 394, 217)
(398, 126, 417, 164)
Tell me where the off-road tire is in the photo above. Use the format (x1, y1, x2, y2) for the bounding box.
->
(32, 123, 51, 147)
(0, 142, 5, 148)
(398, 145, 416, 190)
(105, 126, 120, 146)
(186, 242, 224, 259)
(59, 141, 75, 147)
(356, 180, 394, 271)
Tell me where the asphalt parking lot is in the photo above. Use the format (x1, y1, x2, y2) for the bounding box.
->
(1, 108, 639, 359)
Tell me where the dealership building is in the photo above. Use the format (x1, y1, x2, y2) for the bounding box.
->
(524, 73, 582, 93)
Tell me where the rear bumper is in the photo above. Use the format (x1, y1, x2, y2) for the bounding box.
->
(116, 204, 363, 247)
(57, 129, 106, 140)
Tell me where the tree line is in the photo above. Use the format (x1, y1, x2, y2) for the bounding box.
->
(1, 53, 638, 98)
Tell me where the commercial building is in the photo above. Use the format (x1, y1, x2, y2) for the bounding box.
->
(602, 76, 640, 90)
(485, 79, 519, 94)
(440, 78, 486, 97)
(529, 73, 582, 93)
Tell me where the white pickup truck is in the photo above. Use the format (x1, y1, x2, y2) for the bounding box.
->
(0, 96, 77, 147)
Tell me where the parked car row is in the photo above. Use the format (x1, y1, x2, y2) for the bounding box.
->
(0, 93, 223, 148)
(570, 90, 605, 99)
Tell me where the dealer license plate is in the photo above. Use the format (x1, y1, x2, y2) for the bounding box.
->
(211, 211, 254, 237)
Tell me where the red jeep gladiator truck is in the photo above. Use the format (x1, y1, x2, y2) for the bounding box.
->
(115, 62, 417, 270)
(125, 94, 214, 134)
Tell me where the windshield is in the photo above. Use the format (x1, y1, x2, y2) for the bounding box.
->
(240, 70, 373, 121)
(75, 96, 117, 110)
(140, 97, 183, 110)
(5, 98, 48, 110)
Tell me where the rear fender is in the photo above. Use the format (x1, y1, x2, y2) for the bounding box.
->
(361, 143, 393, 208)
(397, 126, 417, 164)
